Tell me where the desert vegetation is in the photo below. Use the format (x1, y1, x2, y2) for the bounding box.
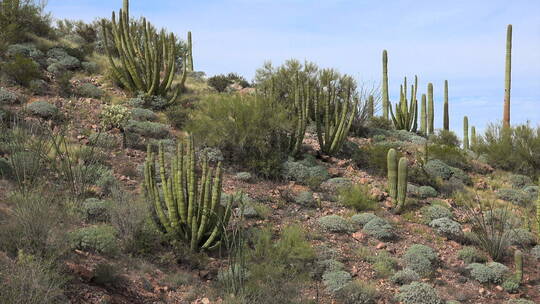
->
(0, 1, 538, 303)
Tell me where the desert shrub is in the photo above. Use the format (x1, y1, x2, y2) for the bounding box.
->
(92, 262, 122, 287)
(353, 142, 402, 176)
(282, 155, 329, 186)
(320, 177, 352, 194)
(457, 247, 488, 264)
(29, 79, 47, 95)
(367, 118, 393, 130)
(88, 132, 117, 149)
(81, 61, 99, 74)
(322, 270, 352, 293)
(0, 87, 22, 104)
(126, 93, 168, 110)
(368, 251, 398, 278)
(0, 253, 67, 304)
(75, 83, 103, 98)
(0, 0, 53, 48)
(429, 129, 461, 147)
(532, 245, 540, 259)
(125, 120, 169, 139)
(509, 174, 533, 189)
(335, 280, 378, 304)
(507, 300, 535, 304)
(208, 73, 249, 92)
(234, 171, 252, 182)
(425, 159, 471, 185)
(164, 103, 190, 129)
(318, 215, 354, 233)
(506, 228, 536, 247)
(403, 244, 438, 276)
(467, 262, 508, 284)
(130, 107, 157, 122)
(420, 204, 453, 224)
(197, 147, 224, 164)
(187, 94, 290, 179)
(69, 225, 119, 256)
(315, 259, 345, 274)
(408, 162, 438, 187)
(1, 54, 41, 86)
(523, 185, 538, 197)
(396, 282, 444, 304)
(476, 123, 540, 178)
(46, 47, 81, 69)
(293, 191, 315, 207)
(496, 188, 533, 207)
(338, 184, 377, 211)
(502, 277, 520, 293)
(429, 217, 463, 240)
(409, 185, 438, 198)
(362, 217, 395, 240)
(26, 101, 59, 119)
(100, 104, 130, 129)
(82, 198, 110, 222)
(351, 213, 379, 227)
(391, 268, 420, 285)
(5, 43, 44, 60)
(55, 72, 73, 97)
(428, 144, 470, 170)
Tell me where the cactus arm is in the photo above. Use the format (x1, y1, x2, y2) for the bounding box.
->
(396, 157, 408, 213)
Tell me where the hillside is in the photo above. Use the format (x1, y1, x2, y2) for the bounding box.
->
(0, 1, 539, 304)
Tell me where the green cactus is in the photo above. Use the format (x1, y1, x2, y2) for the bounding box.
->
(389, 76, 417, 132)
(463, 116, 469, 150)
(420, 94, 427, 135)
(102, 0, 186, 102)
(314, 69, 358, 156)
(537, 178, 540, 239)
(443, 80, 449, 131)
(396, 157, 408, 213)
(382, 50, 389, 119)
(143, 136, 233, 252)
(387, 148, 398, 199)
(427, 83, 434, 135)
(368, 95, 374, 119)
(514, 249, 523, 283)
(187, 31, 194, 71)
(503, 24, 512, 127)
(471, 126, 477, 150)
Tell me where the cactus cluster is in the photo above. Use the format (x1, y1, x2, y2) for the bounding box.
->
(389, 76, 418, 132)
(387, 149, 408, 213)
(143, 136, 233, 252)
(102, 0, 187, 101)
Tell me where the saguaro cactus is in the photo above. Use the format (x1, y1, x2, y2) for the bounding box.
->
(187, 31, 194, 71)
(463, 116, 469, 150)
(382, 50, 389, 119)
(514, 249, 523, 283)
(420, 94, 427, 135)
(102, 0, 186, 101)
(396, 157, 408, 213)
(368, 95, 374, 119)
(427, 83, 434, 135)
(143, 136, 233, 252)
(443, 80, 449, 131)
(471, 126, 477, 150)
(503, 24, 512, 127)
(387, 148, 398, 199)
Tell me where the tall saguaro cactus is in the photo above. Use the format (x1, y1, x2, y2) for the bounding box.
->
(471, 126, 477, 150)
(463, 116, 469, 150)
(382, 50, 389, 119)
(514, 249, 523, 283)
(427, 83, 434, 135)
(367, 95, 374, 119)
(102, 0, 186, 101)
(443, 80, 449, 131)
(387, 148, 398, 200)
(503, 24, 512, 127)
(186, 31, 194, 71)
(143, 137, 233, 252)
(420, 94, 427, 135)
(396, 157, 408, 213)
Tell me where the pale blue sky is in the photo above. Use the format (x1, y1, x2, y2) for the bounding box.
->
(47, 0, 540, 135)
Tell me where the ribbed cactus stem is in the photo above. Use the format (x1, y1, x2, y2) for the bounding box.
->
(427, 83, 434, 135)
(463, 116, 469, 150)
(187, 31, 194, 71)
(443, 80, 449, 131)
(420, 94, 427, 135)
(503, 24, 512, 128)
(471, 126, 477, 150)
(368, 95, 374, 118)
(396, 157, 408, 213)
(382, 50, 389, 119)
(387, 149, 398, 199)
(514, 249, 523, 283)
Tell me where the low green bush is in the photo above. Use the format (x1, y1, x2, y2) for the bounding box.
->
(81, 61, 99, 74)
(428, 144, 470, 170)
(75, 83, 103, 98)
(322, 270, 352, 293)
(362, 217, 395, 240)
(127, 93, 168, 110)
(130, 107, 157, 121)
(396, 282, 444, 304)
(1, 54, 41, 86)
(420, 204, 453, 224)
(318, 215, 354, 233)
(282, 155, 329, 187)
(457, 246, 488, 264)
(467, 262, 508, 284)
(403, 244, 438, 277)
(509, 174, 533, 189)
(0, 87, 22, 104)
(532, 245, 540, 259)
(496, 188, 534, 206)
(293, 191, 315, 207)
(507, 300, 535, 304)
(335, 280, 378, 304)
(351, 213, 379, 227)
(429, 217, 463, 240)
(69, 225, 119, 256)
(391, 268, 420, 285)
(338, 184, 377, 211)
(506, 228, 536, 247)
(429, 129, 461, 147)
(26, 101, 59, 120)
(29, 79, 47, 95)
(125, 120, 169, 139)
(93, 263, 122, 286)
(353, 142, 402, 176)
(82, 198, 110, 222)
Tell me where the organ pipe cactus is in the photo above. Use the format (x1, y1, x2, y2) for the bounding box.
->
(389, 76, 418, 132)
(368, 95, 374, 119)
(186, 31, 194, 71)
(503, 24, 512, 127)
(463, 116, 469, 150)
(382, 50, 389, 119)
(314, 69, 358, 156)
(443, 80, 449, 131)
(102, 0, 186, 101)
(396, 157, 408, 213)
(514, 249, 523, 283)
(143, 136, 233, 252)
(471, 126, 477, 150)
(387, 148, 398, 199)
(427, 83, 434, 135)
(420, 94, 427, 135)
